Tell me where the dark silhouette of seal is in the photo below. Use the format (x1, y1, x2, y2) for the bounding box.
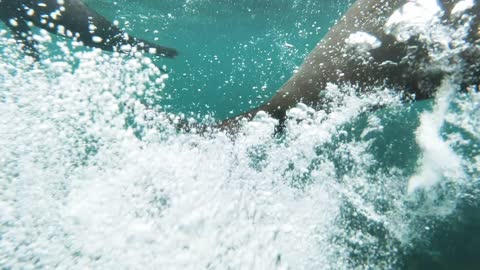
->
(0, 0, 178, 60)
(218, 0, 480, 133)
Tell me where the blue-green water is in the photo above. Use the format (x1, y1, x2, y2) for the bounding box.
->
(0, 0, 479, 269)
(84, 0, 353, 119)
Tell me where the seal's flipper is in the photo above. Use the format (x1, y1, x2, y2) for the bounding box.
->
(46, 0, 178, 58)
(12, 0, 178, 58)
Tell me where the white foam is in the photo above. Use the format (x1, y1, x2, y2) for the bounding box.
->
(451, 0, 475, 17)
(385, 0, 442, 42)
(345, 31, 381, 52)
(0, 41, 347, 269)
(408, 80, 465, 192)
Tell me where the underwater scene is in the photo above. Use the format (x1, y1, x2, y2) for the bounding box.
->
(0, 0, 479, 269)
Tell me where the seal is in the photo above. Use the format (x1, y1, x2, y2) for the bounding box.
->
(0, 0, 178, 60)
(218, 0, 480, 133)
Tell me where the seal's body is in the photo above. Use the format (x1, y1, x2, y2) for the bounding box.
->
(219, 0, 480, 132)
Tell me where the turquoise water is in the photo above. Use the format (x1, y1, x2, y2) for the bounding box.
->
(85, 0, 353, 119)
(1, 0, 479, 269)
